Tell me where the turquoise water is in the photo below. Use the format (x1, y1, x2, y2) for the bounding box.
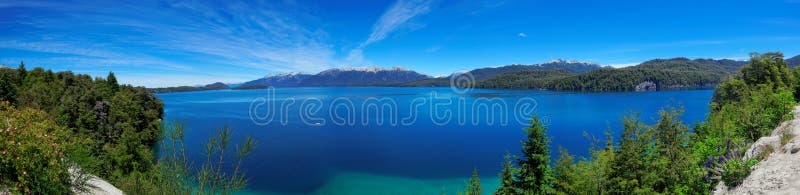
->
(156, 87, 713, 194)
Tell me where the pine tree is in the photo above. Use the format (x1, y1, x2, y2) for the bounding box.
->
(17, 61, 26, 85)
(496, 152, 517, 195)
(107, 71, 119, 93)
(462, 168, 482, 195)
(515, 115, 552, 194)
(651, 108, 691, 192)
(608, 113, 653, 193)
(0, 70, 15, 102)
(552, 147, 576, 194)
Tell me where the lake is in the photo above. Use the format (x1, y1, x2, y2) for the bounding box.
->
(156, 87, 713, 194)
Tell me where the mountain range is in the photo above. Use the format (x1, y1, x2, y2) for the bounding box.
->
(156, 54, 800, 93)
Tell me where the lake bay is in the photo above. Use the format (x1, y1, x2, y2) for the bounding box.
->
(157, 87, 713, 194)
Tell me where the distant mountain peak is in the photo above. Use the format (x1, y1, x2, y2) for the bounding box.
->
(543, 59, 596, 65)
(264, 72, 306, 78)
(324, 66, 412, 73)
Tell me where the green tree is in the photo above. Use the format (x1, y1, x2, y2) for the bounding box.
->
(515, 115, 552, 194)
(608, 112, 660, 193)
(107, 71, 119, 93)
(552, 147, 576, 195)
(649, 108, 693, 192)
(739, 52, 795, 90)
(496, 152, 517, 195)
(461, 168, 482, 195)
(17, 61, 26, 85)
(0, 69, 15, 102)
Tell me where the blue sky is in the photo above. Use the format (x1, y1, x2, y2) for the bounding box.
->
(1, 0, 799, 87)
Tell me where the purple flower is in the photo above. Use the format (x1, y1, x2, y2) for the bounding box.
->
(727, 138, 731, 149)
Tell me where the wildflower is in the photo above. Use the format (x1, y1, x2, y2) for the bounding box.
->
(1, 150, 5, 155)
(717, 144, 721, 153)
(726, 138, 731, 149)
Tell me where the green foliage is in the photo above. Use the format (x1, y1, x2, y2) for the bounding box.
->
(479, 58, 744, 91)
(495, 152, 517, 195)
(477, 52, 795, 194)
(0, 69, 16, 103)
(155, 122, 257, 195)
(106, 72, 119, 94)
(739, 52, 795, 90)
(460, 168, 482, 195)
(721, 158, 758, 187)
(0, 64, 167, 193)
(515, 115, 552, 194)
(477, 69, 576, 89)
(0, 102, 73, 193)
(607, 112, 654, 194)
(551, 147, 576, 195)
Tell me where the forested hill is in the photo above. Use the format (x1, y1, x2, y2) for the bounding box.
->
(382, 59, 602, 87)
(0, 63, 163, 193)
(466, 59, 602, 81)
(478, 57, 753, 91)
(789, 55, 800, 68)
(477, 69, 577, 89)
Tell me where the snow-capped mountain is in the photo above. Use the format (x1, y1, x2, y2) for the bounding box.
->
(239, 66, 430, 87)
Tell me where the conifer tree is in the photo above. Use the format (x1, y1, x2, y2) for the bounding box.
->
(462, 168, 482, 195)
(107, 71, 119, 93)
(496, 152, 517, 195)
(515, 115, 552, 194)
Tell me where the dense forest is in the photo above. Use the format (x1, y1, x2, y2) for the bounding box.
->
(465, 60, 601, 81)
(478, 57, 751, 92)
(0, 64, 255, 194)
(459, 52, 798, 194)
(147, 82, 269, 93)
(477, 69, 577, 89)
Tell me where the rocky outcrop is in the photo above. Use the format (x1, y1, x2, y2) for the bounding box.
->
(714, 106, 800, 194)
(70, 167, 123, 195)
(634, 81, 657, 91)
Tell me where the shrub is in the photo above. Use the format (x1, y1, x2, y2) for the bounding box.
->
(721, 158, 758, 187)
(0, 101, 72, 193)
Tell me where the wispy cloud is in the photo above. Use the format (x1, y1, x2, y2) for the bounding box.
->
(517, 32, 527, 38)
(0, 0, 339, 86)
(345, 0, 434, 64)
(759, 17, 800, 27)
(362, 0, 434, 47)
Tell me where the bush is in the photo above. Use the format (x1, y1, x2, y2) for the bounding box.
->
(0, 102, 72, 193)
(721, 159, 758, 187)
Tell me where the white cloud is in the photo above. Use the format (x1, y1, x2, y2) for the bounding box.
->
(362, 0, 434, 47)
(518, 32, 527, 38)
(346, 49, 366, 64)
(1, 1, 341, 86)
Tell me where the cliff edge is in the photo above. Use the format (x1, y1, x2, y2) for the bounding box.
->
(714, 106, 800, 194)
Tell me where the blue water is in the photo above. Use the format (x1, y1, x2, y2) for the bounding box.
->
(156, 87, 713, 194)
